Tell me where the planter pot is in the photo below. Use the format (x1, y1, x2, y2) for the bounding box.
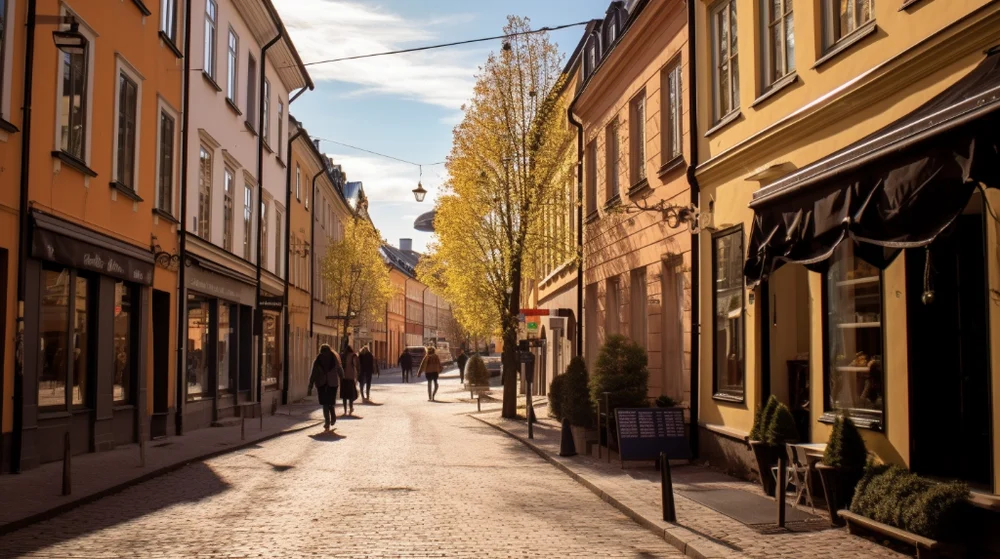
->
(466, 384, 490, 399)
(816, 464, 862, 526)
(569, 425, 594, 455)
(749, 440, 780, 497)
(839, 510, 966, 559)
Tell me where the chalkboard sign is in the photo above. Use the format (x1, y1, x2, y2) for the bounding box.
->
(615, 408, 691, 464)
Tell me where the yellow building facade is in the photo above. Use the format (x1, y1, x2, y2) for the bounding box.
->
(692, 0, 1000, 494)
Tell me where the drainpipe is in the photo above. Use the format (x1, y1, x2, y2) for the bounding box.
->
(421, 285, 429, 346)
(173, 0, 194, 437)
(280, 129, 305, 406)
(254, 33, 281, 406)
(11, 0, 38, 472)
(307, 167, 324, 339)
(568, 99, 584, 358)
(403, 277, 409, 348)
(685, 0, 701, 460)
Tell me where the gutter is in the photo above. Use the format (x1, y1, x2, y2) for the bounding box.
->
(11, 0, 39, 472)
(568, 100, 584, 358)
(255, 32, 282, 405)
(280, 128, 305, 405)
(685, 0, 701, 460)
(308, 167, 324, 338)
(174, 0, 194, 437)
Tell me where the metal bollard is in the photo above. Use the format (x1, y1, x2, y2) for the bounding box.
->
(661, 452, 676, 522)
(776, 455, 786, 528)
(477, 393, 481, 412)
(241, 416, 246, 441)
(527, 380, 534, 440)
(62, 432, 72, 496)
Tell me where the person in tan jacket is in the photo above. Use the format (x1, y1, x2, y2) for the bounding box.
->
(417, 346, 443, 401)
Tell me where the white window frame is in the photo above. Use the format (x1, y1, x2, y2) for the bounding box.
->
(112, 56, 144, 192)
(262, 78, 271, 145)
(160, 0, 178, 44)
(822, 0, 875, 50)
(243, 182, 253, 261)
(0, 0, 16, 125)
(203, 0, 217, 79)
(761, 0, 795, 88)
(585, 139, 597, 215)
(197, 145, 213, 239)
(226, 27, 238, 102)
(223, 167, 234, 251)
(154, 97, 179, 215)
(710, 0, 739, 123)
(629, 90, 646, 186)
(295, 164, 301, 201)
(661, 59, 683, 162)
(605, 118, 619, 201)
(275, 204, 284, 277)
(276, 100, 284, 160)
(52, 8, 96, 166)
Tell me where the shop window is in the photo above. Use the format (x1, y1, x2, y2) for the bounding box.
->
(218, 303, 233, 393)
(186, 294, 211, 400)
(822, 0, 874, 49)
(203, 0, 217, 80)
(629, 91, 646, 186)
(761, 0, 795, 88)
(223, 168, 234, 252)
(823, 242, 884, 423)
(39, 268, 92, 411)
(712, 226, 744, 401)
(711, 0, 739, 123)
(112, 282, 136, 405)
(262, 312, 281, 390)
(661, 60, 683, 163)
(605, 119, 620, 202)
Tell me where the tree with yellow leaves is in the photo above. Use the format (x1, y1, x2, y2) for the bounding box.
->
(321, 216, 395, 351)
(420, 16, 574, 418)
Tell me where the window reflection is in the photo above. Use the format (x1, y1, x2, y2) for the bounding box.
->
(40, 269, 70, 410)
(187, 295, 211, 400)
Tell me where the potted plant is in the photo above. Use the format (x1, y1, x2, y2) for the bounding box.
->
(562, 356, 595, 453)
(655, 395, 679, 408)
(589, 335, 649, 452)
(548, 373, 566, 420)
(464, 354, 491, 399)
(817, 414, 868, 525)
(748, 395, 781, 496)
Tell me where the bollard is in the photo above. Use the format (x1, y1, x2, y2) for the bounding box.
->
(527, 379, 534, 440)
(62, 432, 71, 496)
(139, 436, 146, 468)
(477, 393, 481, 412)
(661, 452, 676, 522)
(259, 406, 264, 431)
(559, 418, 577, 457)
(776, 455, 787, 528)
(241, 416, 246, 441)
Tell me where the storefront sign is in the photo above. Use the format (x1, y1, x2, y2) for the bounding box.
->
(32, 227, 154, 285)
(258, 295, 284, 311)
(615, 408, 691, 463)
(186, 265, 256, 306)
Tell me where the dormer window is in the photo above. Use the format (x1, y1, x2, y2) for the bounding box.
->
(587, 44, 597, 75)
(608, 20, 617, 44)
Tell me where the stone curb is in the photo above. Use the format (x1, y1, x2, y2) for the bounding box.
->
(470, 414, 735, 559)
(0, 418, 323, 536)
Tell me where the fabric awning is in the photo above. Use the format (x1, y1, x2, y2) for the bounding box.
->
(744, 48, 1000, 286)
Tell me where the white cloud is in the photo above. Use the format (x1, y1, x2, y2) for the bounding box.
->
(326, 151, 448, 205)
(274, 0, 482, 111)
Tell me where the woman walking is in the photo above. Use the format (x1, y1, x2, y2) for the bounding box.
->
(358, 346, 379, 401)
(398, 350, 413, 383)
(307, 345, 343, 431)
(417, 346, 443, 401)
(340, 345, 361, 416)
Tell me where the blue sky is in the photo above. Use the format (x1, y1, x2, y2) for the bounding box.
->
(273, 0, 609, 252)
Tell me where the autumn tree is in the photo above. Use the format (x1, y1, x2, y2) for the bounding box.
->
(421, 16, 573, 418)
(321, 216, 395, 351)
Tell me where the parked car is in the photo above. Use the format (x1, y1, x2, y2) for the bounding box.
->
(405, 346, 428, 369)
(483, 356, 502, 377)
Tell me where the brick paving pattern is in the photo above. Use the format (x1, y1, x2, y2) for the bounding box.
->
(0, 369, 681, 558)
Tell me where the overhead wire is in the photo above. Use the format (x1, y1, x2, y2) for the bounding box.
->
(314, 137, 445, 168)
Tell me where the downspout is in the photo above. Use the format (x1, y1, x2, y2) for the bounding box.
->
(308, 168, 323, 339)
(281, 129, 305, 405)
(174, 0, 194, 437)
(254, 33, 281, 406)
(685, 0, 701, 460)
(11, 0, 38, 472)
(568, 99, 584, 358)
(403, 277, 409, 348)
(421, 285, 429, 346)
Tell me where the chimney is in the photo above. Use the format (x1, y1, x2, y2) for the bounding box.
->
(400, 239, 413, 252)
(313, 139, 321, 151)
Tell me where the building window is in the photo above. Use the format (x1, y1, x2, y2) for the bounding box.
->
(587, 44, 597, 76)
(115, 71, 139, 190)
(262, 79, 271, 145)
(711, 0, 739, 122)
(203, 0, 217, 79)
(218, 303, 233, 393)
(605, 119, 619, 201)
(762, 0, 795, 87)
(157, 110, 175, 213)
(198, 146, 212, 239)
(226, 29, 238, 102)
(605, 277, 620, 337)
(243, 183, 253, 260)
(662, 60, 683, 162)
(823, 242, 883, 421)
(261, 198, 269, 269)
(629, 91, 646, 186)
(59, 44, 88, 160)
(0, 0, 8, 106)
(112, 281, 135, 404)
(295, 164, 301, 201)
(246, 55, 257, 126)
(186, 294, 211, 400)
(275, 208, 283, 276)
(39, 268, 92, 410)
(823, 0, 874, 48)
(585, 140, 597, 214)
(276, 101, 284, 159)
(160, 0, 178, 43)
(712, 226, 744, 400)
(630, 267, 647, 347)
(223, 168, 234, 251)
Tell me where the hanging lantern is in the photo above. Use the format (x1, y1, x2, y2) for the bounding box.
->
(412, 165, 427, 202)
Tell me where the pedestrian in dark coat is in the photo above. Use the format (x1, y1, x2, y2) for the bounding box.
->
(340, 346, 361, 416)
(456, 350, 469, 384)
(307, 345, 343, 431)
(358, 346, 378, 401)
(398, 351, 413, 383)
(418, 347, 443, 401)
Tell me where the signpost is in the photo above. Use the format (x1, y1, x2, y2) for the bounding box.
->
(614, 407, 691, 468)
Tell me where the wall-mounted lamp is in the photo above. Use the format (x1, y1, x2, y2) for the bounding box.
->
(52, 21, 87, 55)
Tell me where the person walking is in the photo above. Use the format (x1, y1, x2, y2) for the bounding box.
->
(398, 350, 413, 383)
(307, 344, 343, 431)
(340, 345, 361, 416)
(456, 349, 469, 385)
(358, 346, 378, 401)
(417, 346, 443, 401)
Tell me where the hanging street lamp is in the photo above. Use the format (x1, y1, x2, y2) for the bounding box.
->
(412, 165, 427, 202)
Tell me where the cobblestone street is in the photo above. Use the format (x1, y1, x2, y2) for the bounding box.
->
(0, 369, 681, 558)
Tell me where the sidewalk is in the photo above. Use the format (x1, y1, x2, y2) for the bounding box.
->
(0, 402, 323, 535)
(472, 410, 904, 559)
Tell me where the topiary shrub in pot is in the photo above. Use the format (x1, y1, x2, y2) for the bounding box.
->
(465, 354, 490, 398)
(548, 373, 566, 420)
(589, 335, 649, 450)
(561, 356, 595, 453)
(655, 395, 678, 408)
(817, 414, 868, 525)
(748, 395, 782, 496)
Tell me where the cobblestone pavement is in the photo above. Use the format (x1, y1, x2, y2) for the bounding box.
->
(1, 369, 681, 558)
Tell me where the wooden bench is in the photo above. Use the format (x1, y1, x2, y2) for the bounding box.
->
(838, 510, 966, 559)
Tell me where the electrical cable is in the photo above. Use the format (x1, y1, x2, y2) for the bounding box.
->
(315, 137, 445, 168)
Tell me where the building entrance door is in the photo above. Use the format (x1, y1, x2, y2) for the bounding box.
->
(151, 290, 170, 439)
(907, 210, 992, 488)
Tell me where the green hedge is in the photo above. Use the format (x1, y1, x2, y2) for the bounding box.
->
(589, 335, 649, 413)
(750, 395, 779, 442)
(465, 355, 490, 386)
(562, 357, 594, 427)
(549, 374, 566, 420)
(823, 415, 867, 472)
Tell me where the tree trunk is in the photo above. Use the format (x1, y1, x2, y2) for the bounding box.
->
(501, 269, 522, 418)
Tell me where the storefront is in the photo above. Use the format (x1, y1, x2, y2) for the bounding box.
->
(259, 294, 283, 395)
(18, 211, 153, 469)
(183, 261, 256, 431)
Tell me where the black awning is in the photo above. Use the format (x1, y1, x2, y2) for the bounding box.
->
(745, 49, 1000, 285)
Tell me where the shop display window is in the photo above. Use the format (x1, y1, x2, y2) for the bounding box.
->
(112, 282, 135, 404)
(712, 226, 745, 401)
(39, 268, 92, 411)
(187, 295, 212, 400)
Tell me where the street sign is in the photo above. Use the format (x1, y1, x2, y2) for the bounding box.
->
(519, 308, 550, 316)
(519, 351, 535, 364)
